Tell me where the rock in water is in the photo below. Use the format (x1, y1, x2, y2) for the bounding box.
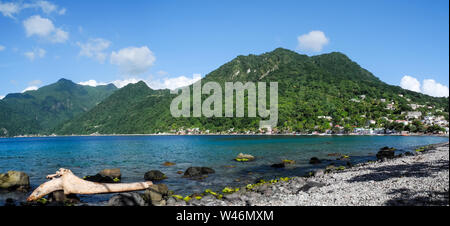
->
(108, 193, 146, 206)
(235, 153, 255, 162)
(0, 171, 30, 191)
(144, 170, 167, 181)
(163, 161, 176, 166)
(99, 168, 121, 179)
(84, 168, 121, 183)
(309, 157, 322, 164)
(201, 167, 215, 174)
(376, 146, 396, 160)
(183, 167, 215, 178)
(271, 163, 285, 168)
(143, 184, 169, 206)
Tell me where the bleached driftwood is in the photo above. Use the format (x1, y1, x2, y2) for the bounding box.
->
(27, 168, 152, 202)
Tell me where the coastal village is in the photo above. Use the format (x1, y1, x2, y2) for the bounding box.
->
(170, 94, 449, 136)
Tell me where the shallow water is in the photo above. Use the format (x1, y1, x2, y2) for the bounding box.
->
(0, 135, 448, 205)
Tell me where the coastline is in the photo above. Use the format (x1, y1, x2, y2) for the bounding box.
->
(173, 142, 449, 206)
(2, 133, 449, 139)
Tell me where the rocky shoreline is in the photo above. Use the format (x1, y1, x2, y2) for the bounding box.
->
(172, 142, 449, 206)
(1, 142, 448, 206)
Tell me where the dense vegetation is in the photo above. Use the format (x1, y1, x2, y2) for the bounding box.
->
(55, 48, 449, 135)
(0, 79, 117, 136)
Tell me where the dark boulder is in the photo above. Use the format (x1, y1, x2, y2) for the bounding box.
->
(143, 184, 169, 206)
(107, 193, 146, 206)
(48, 190, 80, 204)
(376, 147, 396, 160)
(84, 168, 121, 183)
(183, 167, 215, 178)
(270, 163, 285, 168)
(309, 157, 322, 164)
(4, 198, 15, 206)
(144, 170, 167, 181)
(201, 167, 215, 174)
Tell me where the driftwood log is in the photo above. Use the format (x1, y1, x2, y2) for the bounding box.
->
(27, 168, 153, 202)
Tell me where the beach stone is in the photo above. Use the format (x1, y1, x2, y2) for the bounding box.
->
(48, 190, 80, 204)
(163, 161, 176, 166)
(183, 167, 215, 178)
(143, 184, 169, 205)
(99, 168, 121, 179)
(84, 168, 121, 183)
(271, 163, 285, 168)
(235, 153, 255, 161)
(4, 198, 15, 206)
(0, 171, 30, 191)
(376, 146, 396, 160)
(108, 193, 146, 206)
(144, 170, 167, 181)
(309, 157, 322, 164)
(299, 181, 326, 192)
(166, 197, 177, 205)
(404, 151, 414, 156)
(224, 192, 240, 201)
(315, 169, 325, 177)
(201, 167, 215, 174)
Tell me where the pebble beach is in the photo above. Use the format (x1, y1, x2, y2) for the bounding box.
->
(177, 142, 449, 206)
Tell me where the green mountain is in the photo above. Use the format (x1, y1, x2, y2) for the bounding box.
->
(55, 48, 449, 134)
(0, 79, 117, 136)
(55, 81, 172, 134)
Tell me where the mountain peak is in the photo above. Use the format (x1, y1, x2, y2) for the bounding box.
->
(57, 78, 75, 84)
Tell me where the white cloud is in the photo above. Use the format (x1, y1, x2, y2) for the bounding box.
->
(422, 79, 449, 97)
(400, 75, 421, 92)
(78, 80, 107, 87)
(112, 78, 142, 88)
(0, 45, 5, 51)
(58, 8, 66, 15)
(400, 75, 449, 97)
(77, 38, 111, 63)
(0, 1, 20, 18)
(148, 74, 202, 90)
(22, 86, 38, 93)
(0, 1, 65, 18)
(110, 46, 155, 75)
(24, 47, 46, 61)
(78, 73, 202, 90)
(33, 1, 59, 14)
(52, 28, 68, 43)
(297, 30, 329, 52)
(0, 95, 4, 100)
(23, 15, 68, 43)
(23, 15, 54, 37)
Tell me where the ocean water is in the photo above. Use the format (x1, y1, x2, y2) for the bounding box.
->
(0, 135, 448, 205)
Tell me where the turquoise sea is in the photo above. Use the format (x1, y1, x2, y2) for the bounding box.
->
(0, 135, 448, 205)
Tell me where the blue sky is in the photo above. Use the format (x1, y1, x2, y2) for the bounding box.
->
(0, 0, 449, 98)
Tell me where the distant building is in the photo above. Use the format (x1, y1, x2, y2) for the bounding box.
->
(406, 111, 422, 119)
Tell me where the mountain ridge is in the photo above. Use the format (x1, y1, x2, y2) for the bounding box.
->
(0, 78, 117, 136)
(54, 48, 449, 135)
